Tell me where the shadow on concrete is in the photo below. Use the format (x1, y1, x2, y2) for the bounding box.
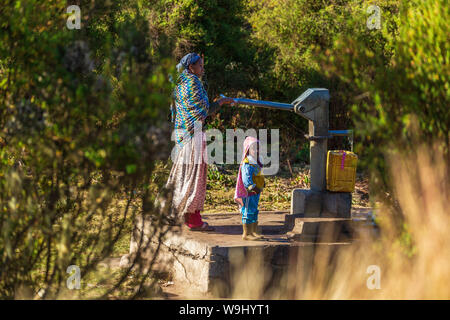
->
(206, 224, 286, 236)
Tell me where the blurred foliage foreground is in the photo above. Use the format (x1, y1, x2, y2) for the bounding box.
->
(0, 0, 177, 299)
(0, 0, 448, 299)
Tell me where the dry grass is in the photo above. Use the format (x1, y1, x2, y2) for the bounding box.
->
(223, 143, 449, 299)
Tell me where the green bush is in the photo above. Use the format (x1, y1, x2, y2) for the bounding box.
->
(323, 0, 449, 194)
(0, 0, 175, 299)
(320, 0, 449, 235)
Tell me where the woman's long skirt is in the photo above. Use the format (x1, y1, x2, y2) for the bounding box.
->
(165, 131, 208, 224)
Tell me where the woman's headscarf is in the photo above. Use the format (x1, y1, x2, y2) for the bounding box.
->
(176, 53, 201, 72)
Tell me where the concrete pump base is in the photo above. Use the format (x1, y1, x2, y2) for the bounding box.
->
(290, 189, 352, 218)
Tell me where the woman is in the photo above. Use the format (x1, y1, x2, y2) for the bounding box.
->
(166, 53, 234, 231)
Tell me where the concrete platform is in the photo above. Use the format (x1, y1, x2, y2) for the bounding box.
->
(120, 210, 374, 297)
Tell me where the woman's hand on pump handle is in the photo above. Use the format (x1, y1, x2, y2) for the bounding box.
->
(218, 97, 236, 106)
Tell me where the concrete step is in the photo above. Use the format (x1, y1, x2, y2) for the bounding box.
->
(120, 211, 370, 297)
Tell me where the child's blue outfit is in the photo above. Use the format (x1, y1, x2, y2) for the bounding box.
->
(240, 155, 265, 224)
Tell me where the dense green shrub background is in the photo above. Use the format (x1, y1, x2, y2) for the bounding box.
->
(0, 0, 448, 298)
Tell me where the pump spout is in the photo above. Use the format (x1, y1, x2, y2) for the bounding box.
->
(291, 88, 330, 121)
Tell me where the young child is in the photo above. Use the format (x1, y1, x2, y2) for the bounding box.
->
(234, 136, 265, 240)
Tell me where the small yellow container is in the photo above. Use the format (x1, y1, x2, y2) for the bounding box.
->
(326, 150, 358, 192)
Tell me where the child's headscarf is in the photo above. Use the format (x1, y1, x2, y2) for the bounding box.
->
(234, 136, 262, 208)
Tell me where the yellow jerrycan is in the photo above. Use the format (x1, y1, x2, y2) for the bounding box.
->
(326, 150, 358, 192)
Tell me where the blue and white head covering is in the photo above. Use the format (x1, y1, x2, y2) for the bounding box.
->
(176, 53, 201, 72)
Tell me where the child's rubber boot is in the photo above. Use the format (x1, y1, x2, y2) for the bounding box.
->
(253, 222, 264, 238)
(249, 222, 264, 240)
(242, 224, 256, 241)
